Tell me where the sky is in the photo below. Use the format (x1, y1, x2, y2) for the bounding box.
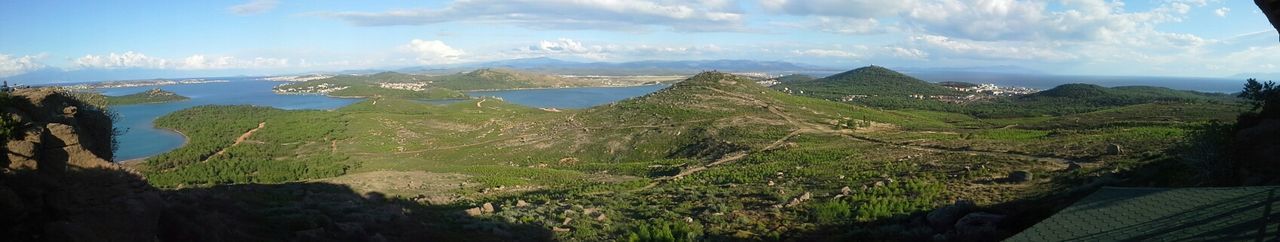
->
(1, 0, 1277, 79)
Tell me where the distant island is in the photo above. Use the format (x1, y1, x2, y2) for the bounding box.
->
(62, 79, 229, 90)
(272, 68, 682, 99)
(105, 88, 189, 105)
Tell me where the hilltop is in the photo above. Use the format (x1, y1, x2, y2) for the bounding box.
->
(430, 68, 594, 91)
(962, 83, 1240, 118)
(105, 88, 189, 105)
(774, 65, 963, 100)
(274, 72, 466, 99)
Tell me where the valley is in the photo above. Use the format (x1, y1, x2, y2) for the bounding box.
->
(124, 67, 1245, 241)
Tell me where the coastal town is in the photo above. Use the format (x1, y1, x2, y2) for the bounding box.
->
(61, 79, 229, 90)
(272, 82, 348, 94)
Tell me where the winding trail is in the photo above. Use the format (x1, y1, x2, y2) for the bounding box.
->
(839, 134, 1076, 163)
(631, 88, 1077, 192)
(203, 122, 265, 162)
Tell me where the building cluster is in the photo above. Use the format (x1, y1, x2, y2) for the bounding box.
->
(263, 75, 333, 82)
(730, 72, 775, 79)
(377, 82, 432, 91)
(273, 83, 349, 94)
(62, 79, 228, 90)
(839, 95, 870, 102)
(947, 83, 1037, 96)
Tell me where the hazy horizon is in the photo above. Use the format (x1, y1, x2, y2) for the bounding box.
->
(3, 0, 1279, 83)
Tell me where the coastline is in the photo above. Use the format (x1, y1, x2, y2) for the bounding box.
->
(115, 126, 190, 165)
(464, 83, 673, 92)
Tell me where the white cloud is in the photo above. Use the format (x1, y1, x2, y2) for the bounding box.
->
(502, 38, 726, 60)
(403, 39, 465, 64)
(74, 51, 169, 69)
(323, 0, 744, 32)
(228, 0, 279, 15)
(886, 47, 929, 59)
(762, 0, 1201, 42)
(905, 34, 1075, 61)
(74, 51, 291, 70)
(178, 55, 290, 69)
(760, 0, 917, 18)
(0, 54, 47, 77)
(792, 49, 859, 58)
(1214, 7, 1230, 17)
(815, 17, 884, 35)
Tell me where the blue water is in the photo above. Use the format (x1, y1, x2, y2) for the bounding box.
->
(105, 82, 668, 161)
(467, 84, 669, 109)
(103, 79, 360, 161)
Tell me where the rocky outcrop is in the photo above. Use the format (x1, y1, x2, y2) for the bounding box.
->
(2, 88, 165, 242)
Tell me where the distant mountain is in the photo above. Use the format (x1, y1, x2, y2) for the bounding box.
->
(773, 65, 962, 100)
(956, 83, 1244, 118)
(4, 67, 270, 85)
(397, 58, 834, 75)
(1022, 84, 1231, 103)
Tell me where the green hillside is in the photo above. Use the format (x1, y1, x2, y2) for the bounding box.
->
(134, 71, 1247, 241)
(274, 69, 593, 99)
(275, 72, 465, 99)
(965, 84, 1238, 118)
(431, 68, 592, 91)
(774, 65, 962, 99)
(105, 88, 188, 105)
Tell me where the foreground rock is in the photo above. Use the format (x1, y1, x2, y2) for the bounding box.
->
(2, 88, 165, 242)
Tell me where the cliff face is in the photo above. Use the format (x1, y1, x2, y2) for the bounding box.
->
(1, 88, 166, 242)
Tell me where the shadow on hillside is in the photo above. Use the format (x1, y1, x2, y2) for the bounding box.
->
(1, 166, 553, 242)
(158, 182, 555, 242)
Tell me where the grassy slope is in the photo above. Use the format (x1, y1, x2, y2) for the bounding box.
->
(430, 68, 592, 91)
(139, 71, 1244, 240)
(105, 89, 189, 105)
(774, 66, 963, 99)
(276, 69, 591, 99)
(278, 72, 466, 99)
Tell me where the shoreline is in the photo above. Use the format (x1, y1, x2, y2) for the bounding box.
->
(115, 126, 190, 165)
(273, 83, 674, 98)
(464, 83, 673, 92)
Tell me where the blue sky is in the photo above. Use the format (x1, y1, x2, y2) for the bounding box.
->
(1, 0, 1277, 79)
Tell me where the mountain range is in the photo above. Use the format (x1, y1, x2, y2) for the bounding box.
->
(397, 57, 837, 75)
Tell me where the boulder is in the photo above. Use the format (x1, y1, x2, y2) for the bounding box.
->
(1007, 170, 1033, 183)
(927, 200, 975, 231)
(516, 199, 529, 207)
(480, 202, 495, 213)
(1105, 144, 1124, 155)
(954, 212, 1006, 240)
(6, 140, 39, 170)
(785, 192, 812, 207)
(1064, 162, 1082, 171)
(464, 207, 484, 216)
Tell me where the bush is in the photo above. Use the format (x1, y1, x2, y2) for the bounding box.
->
(626, 221, 702, 242)
(812, 199, 853, 223)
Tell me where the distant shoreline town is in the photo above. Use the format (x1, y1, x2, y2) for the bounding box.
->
(59, 79, 230, 90)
